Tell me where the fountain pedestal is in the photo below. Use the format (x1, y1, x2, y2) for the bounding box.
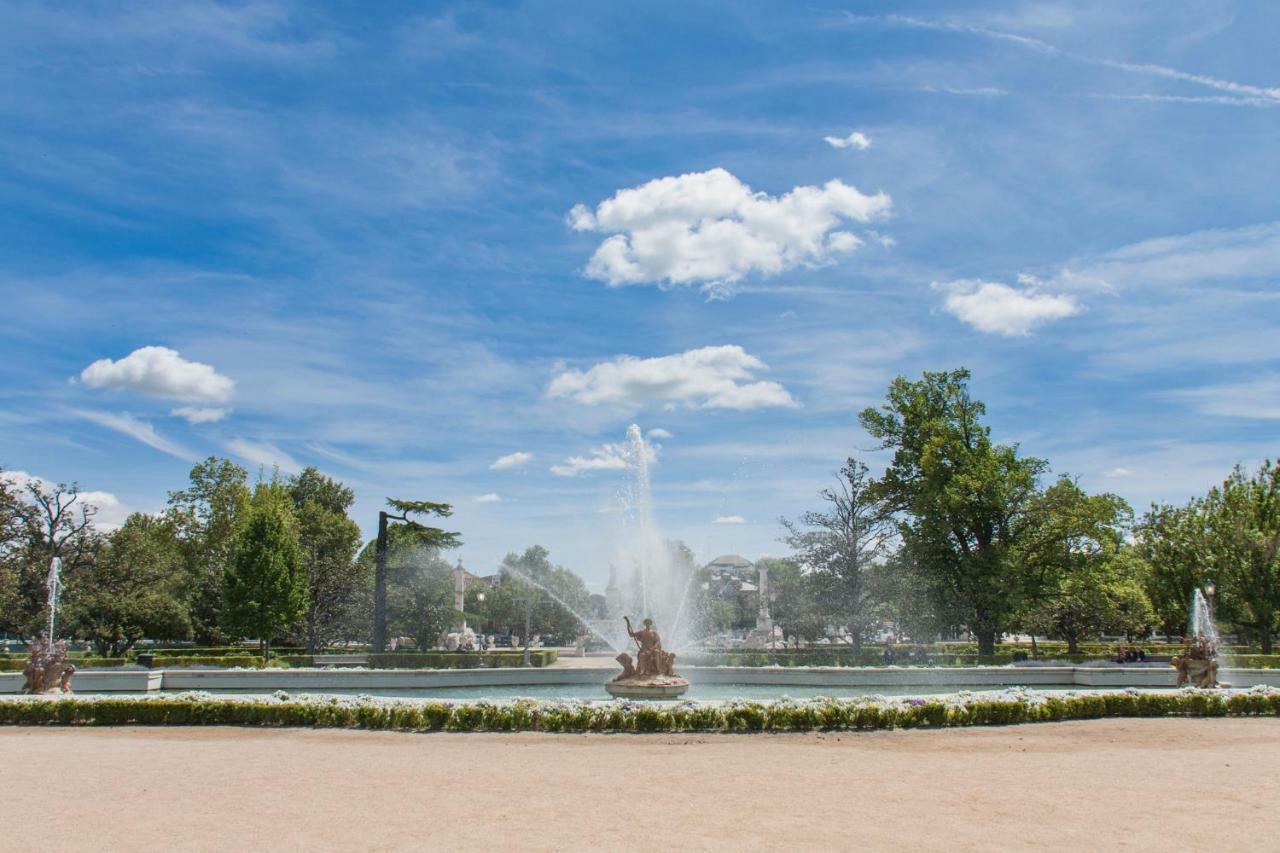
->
(607, 617, 689, 699)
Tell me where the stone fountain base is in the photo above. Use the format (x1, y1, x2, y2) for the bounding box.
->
(605, 675, 690, 699)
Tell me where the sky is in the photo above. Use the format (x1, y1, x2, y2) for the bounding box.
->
(2, 1, 1278, 590)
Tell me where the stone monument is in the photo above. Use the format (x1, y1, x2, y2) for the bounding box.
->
(607, 616, 689, 699)
(743, 560, 775, 648)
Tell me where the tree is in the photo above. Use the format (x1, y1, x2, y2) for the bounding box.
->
(167, 457, 250, 644)
(497, 545, 589, 665)
(385, 538, 456, 650)
(1134, 501, 1210, 638)
(221, 481, 306, 659)
(780, 459, 894, 652)
(763, 557, 826, 643)
(1204, 461, 1280, 653)
(859, 368, 1046, 655)
(287, 468, 363, 653)
(63, 513, 192, 656)
(0, 473, 101, 639)
(1011, 478, 1133, 652)
(372, 498, 459, 652)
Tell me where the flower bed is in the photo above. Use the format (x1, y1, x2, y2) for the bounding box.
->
(1, 687, 1276, 733)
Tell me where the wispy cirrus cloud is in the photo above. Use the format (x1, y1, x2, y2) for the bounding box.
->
(226, 438, 301, 474)
(70, 409, 195, 460)
(843, 13, 1280, 106)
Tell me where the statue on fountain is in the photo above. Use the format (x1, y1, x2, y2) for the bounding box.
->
(22, 636, 76, 695)
(1173, 634, 1219, 688)
(607, 616, 689, 699)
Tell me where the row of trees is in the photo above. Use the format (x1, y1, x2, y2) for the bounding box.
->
(0, 458, 591, 656)
(763, 369, 1279, 654)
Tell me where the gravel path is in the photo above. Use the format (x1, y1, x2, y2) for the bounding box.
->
(4, 718, 1275, 852)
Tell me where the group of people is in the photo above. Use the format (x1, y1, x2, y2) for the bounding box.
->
(1113, 646, 1148, 663)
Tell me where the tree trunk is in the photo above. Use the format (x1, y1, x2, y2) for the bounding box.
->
(1262, 630, 1273, 655)
(975, 629, 996, 657)
(373, 511, 390, 654)
(261, 637, 271, 661)
(1066, 636, 1080, 655)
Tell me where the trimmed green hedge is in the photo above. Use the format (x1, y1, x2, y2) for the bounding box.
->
(362, 650, 559, 669)
(0, 689, 1276, 733)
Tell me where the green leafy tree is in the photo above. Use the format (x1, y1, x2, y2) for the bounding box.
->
(221, 481, 306, 659)
(780, 459, 894, 651)
(0, 473, 100, 639)
(1134, 501, 1210, 638)
(859, 368, 1046, 655)
(1204, 461, 1280, 653)
(764, 557, 827, 643)
(63, 513, 192, 656)
(497, 545, 590, 664)
(287, 468, 363, 653)
(167, 457, 250, 644)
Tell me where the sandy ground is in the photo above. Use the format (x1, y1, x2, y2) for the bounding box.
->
(3, 719, 1276, 852)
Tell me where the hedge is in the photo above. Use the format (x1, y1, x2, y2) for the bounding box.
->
(362, 650, 559, 669)
(0, 687, 1276, 733)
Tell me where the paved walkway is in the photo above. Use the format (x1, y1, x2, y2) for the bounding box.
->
(4, 718, 1276, 852)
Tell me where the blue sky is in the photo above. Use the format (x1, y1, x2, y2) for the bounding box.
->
(3, 1, 1278, 589)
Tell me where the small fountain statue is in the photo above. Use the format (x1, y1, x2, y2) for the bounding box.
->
(1172, 587, 1220, 688)
(23, 557, 75, 694)
(606, 616, 689, 699)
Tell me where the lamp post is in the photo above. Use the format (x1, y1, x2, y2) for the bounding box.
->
(1204, 582, 1216, 622)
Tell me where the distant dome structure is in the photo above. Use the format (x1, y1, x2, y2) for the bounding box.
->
(705, 554, 754, 572)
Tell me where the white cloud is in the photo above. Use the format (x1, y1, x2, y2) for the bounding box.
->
(934, 279, 1079, 336)
(713, 514, 746, 524)
(1104, 467, 1132, 477)
(71, 409, 195, 460)
(1, 470, 130, 529)
(550, 438, 657, 478)
(474, 493, 502, 503)
(569, 167, 891, 295)
(1168, 376, 1280, 420)
(80, 346, 235, 403)
(171, 406, 230, 424)
(226, 438, 301, 474)
(646, 428, 673, 440)
(548, 345, 796, 411)
(824, 130, 872, 149)
(489, 451, 533, 470)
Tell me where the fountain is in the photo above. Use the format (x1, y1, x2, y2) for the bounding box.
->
(22, 557, 75, 694)
(607, 615, 689, 699)
(1173, 588, 1220, 688)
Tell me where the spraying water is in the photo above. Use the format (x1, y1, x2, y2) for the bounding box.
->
(1188, 588, 1221, 650)
(599, 424, 703, 653)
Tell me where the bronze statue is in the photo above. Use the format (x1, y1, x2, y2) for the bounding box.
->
(607, 616, 688, 698)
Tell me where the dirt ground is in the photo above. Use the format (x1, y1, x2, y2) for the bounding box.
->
(3, 718, 1276, 852)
